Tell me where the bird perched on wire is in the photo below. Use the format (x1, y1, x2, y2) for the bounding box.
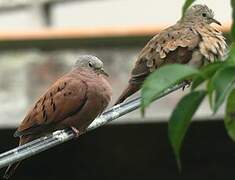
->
(115, 4, 227, 105)
(3, 55, 112, 179)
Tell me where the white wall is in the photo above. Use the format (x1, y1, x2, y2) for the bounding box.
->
(0, 0, 231, 30)
(52, 0, 232, 28)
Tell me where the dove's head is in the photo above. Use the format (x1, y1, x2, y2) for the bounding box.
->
(183, 4, 221, 25)
(74, 55, 109, 76)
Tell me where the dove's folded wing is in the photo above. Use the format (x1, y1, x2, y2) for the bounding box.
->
(14, 77, 88, 137)
(131, 26, 200, 81)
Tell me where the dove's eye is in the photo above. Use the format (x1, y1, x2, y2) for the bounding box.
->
(202, 13, 207, 17)
(88, 62, 93, 67)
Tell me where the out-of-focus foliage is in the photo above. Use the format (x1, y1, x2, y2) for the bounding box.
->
(231, 0, 235, 41)
(141, 64, 199, 114)
(182, 0, 196, 16)
(225, 89, 235, 142)
(141, 0, 235, 168)
(191, 62, 222, 90)
(207, 66, 235, 113)
(168, 90, 206, 169)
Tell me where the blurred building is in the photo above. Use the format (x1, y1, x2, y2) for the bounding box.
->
(0, 0, 231, 127)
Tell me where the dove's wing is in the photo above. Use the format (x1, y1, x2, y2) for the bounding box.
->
(131, 25, 201, 82)
(14, 76, 88, 137)
(114, 25, 201, 105)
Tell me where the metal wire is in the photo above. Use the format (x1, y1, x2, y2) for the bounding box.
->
(0, 83, 185, 169)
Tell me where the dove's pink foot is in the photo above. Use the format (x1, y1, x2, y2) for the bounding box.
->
(70, 126, 80, 138)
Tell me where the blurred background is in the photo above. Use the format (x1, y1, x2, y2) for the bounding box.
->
(0, 0, 234, 179)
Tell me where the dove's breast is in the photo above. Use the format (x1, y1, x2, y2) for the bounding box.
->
(196, 24, 227, 62)
(56, 70, 112, 132)
(87, 75, 112, 108)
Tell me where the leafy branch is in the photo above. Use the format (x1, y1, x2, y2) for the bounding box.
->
(141, 0, 235, 168)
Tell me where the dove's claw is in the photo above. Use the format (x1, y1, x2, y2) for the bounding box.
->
(182, 80, 191, 91)
(70, 127, 80, 138)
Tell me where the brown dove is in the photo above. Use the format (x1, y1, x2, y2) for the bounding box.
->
(3, 55, 112, 179)
(115, 4, 227, 105)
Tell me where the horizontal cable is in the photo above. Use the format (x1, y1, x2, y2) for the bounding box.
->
(0, 83, 185, 169)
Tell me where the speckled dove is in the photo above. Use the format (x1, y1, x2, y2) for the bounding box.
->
(4, 55, 112, 179)
(115, 4, 227, 105)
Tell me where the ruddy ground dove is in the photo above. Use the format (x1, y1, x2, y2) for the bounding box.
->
(115, 4, 227, 105)
(4, 55, 112, 179)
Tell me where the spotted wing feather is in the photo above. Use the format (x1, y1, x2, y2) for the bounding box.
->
(115, 25, 201, 105)
(14, 77, 88, 137)
(131, 24, 200, 83)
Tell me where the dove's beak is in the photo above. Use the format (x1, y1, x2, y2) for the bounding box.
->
(211, 18, 221, 26)
(99, 68, 109, 77)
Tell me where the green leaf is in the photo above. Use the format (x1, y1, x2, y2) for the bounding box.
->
(207, 75, 215, 109)
(191, 62, 223, 90)
(182, 0, 196, 16)
(225, 88, 235, 142)
(168, 90, 206, 169)
(208, 66, 235, 113)
(226, 43, 235, 65)
(231, 0, 235, 41)
(141, 64, 199, 113)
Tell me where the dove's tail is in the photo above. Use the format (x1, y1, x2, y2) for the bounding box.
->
(114, 83, 141, 105)
(3, 162, 21, 179)
(3, 136, 31, 179)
